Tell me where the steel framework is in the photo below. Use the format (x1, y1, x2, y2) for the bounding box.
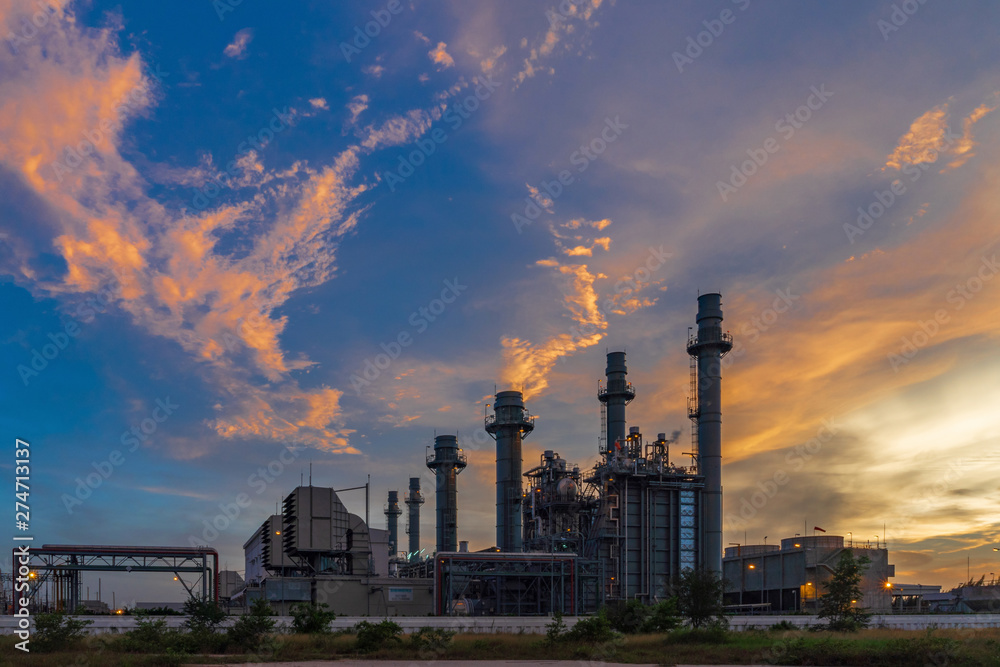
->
(434, 552, 601, 616)
(11, 545, 218, 615)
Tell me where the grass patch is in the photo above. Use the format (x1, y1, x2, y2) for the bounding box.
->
(2, 625, 1000, 665)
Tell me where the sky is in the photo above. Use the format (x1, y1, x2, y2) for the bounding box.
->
(1, 0, 999, 605)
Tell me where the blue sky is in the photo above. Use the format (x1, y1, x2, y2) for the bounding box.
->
(2, 0, 1000, 604)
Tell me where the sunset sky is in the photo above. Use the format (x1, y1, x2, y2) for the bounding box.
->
(2, 0, 999, 604)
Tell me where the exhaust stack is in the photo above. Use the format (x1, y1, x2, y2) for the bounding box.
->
(385, 490, 402, 558)
(599, 351, 636, 453)
(404, 477, 424, 562)
(687, 293, 733, 575)
(486, 390, 535, 552)
(426, 434, 467, 553)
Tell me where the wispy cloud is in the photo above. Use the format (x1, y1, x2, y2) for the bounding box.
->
(514, 0, 605, 86)
(428, 41, 455, 69)
(347, 94, 369, 125)
(499, 220, 612, 399)
(884, 97, 998, 172)
(0, 3, 464, 454)
(223, 28, 254, 59)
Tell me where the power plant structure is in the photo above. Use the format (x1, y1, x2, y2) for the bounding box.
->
(425, 435, 468, 554)
(687, 292, 734, 576)
(230, 294, 735, 616)
(9, 293, 913, 618)
(404, 477, 424, 562)
(486, 390, 535, 552)
(429, 293, 733, 613)
(384, 490, 402, 558)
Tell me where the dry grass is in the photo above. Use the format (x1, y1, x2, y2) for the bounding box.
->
(1, 626, 999, 666)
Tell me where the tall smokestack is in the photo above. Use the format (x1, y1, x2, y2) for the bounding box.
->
(687, 293, 733, 576)
(599, 351, 636, 452)
(426, 434, 467, 553)
(404, 477, 424, 562)
(385, 490, 402, 558)
(486, 390, 535, 552)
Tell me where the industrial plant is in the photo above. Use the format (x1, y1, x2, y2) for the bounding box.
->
(233, 292, 735, 616)
(8, 293, 905, 618)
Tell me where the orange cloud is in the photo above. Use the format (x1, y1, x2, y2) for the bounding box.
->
(223, 28, 253, 59)
(513, 0, 604, 86)
(946, 100, 999, 170)
(884, 97, 998, 172)
(0, 3, 461, 454)
(428, 41, 455, 68)
(500, 260, 606, 399)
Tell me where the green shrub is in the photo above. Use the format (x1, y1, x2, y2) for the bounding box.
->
(410, 626, 455, 653)
(545, 611, 567, 643)
(641, 598, 682, 633)
(606, 599, 649, 634)
(354, 619, 403, 653)
(290, 602, 336, 634)
(32, 612, 92, 652)
(566, 609, 619, 643)
(182, 597, 226, 633)
(127, 612, 170, 649)
(674, 568, 727, 629)
(817, 551, 872, 632)
(227, 598, 276, 651)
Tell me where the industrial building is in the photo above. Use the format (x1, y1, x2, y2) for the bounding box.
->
(3, 294, 913, 618)
(234, 294, 734, 616)
(722, 535, 895, 612)
(238, 484, 433, 616)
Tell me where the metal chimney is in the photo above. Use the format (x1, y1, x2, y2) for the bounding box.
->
(686, 293, 733, 576)
(425, 434, 467, 553)
(598, 351, 636, 453)
(485, 390, 535, 552)
(385, 490, 402, 558)
(404, 477, 424, 562)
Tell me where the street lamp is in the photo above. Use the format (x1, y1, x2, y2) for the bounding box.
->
(848, 531, 852, 547)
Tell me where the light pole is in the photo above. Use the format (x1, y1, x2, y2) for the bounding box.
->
(847, 531, 852, 547)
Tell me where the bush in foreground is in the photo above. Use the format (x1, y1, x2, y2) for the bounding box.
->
(182, 597, 226, 633)
(641, 598, 682, 633)
(227, 597, 276, 651)
(290, 602, 336, 634)
(32, 612, 92, 652)
(566, 609, 619, 643)
(674, 568, 728, 629)
(354, 619, 403, 653)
